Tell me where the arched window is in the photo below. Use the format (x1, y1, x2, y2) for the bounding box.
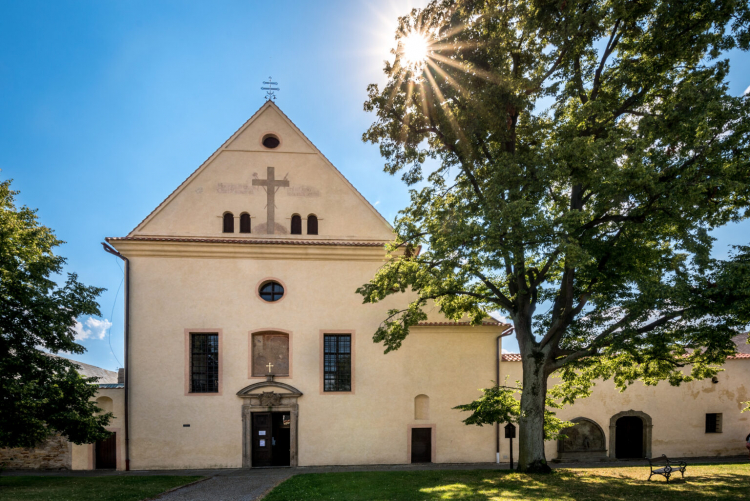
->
(291, 214, 302, 235)
(223, 213, 234, 233)
(415, 394, 429, 420)
(307, 214, 318, 235)
(240, 213, 251, 233)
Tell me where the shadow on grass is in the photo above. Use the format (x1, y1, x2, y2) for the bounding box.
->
(263, 466, 750, 501)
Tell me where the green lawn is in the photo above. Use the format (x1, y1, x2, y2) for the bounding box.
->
(0, 475, 203, 501)
(263, 463, 750, 501)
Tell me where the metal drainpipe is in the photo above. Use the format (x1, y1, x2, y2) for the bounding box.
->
(102, 242, 130, 471)
(496, 326, 515, 463)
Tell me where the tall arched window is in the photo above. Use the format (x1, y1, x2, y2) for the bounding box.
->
(291, 214, 302, 235)
(240, 213, 251, 233)
(307, 214, 318, 235)
(223, 213, 234, 233)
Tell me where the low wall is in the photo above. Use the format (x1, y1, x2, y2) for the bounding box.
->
(0, 435, 72, 470)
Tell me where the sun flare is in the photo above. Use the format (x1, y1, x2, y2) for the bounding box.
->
(400, 32, 429, 67)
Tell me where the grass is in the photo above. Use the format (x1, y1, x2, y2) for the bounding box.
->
(263, 463, 750, 501)
(0, 475, 203, 501)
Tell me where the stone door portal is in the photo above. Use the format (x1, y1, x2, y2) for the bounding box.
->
(237, 379, 302, 468)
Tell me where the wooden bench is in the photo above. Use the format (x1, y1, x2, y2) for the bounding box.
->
(646, 455, 687, 483)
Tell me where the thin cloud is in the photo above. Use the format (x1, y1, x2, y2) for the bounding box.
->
(73, 317, 112, 341)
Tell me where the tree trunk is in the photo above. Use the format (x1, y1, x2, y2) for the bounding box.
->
(517, 347, 552, 473)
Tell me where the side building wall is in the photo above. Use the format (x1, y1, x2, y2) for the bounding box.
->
(498, 358, 750, 462)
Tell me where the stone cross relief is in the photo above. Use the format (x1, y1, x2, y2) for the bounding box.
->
(252, 166, 289, 234)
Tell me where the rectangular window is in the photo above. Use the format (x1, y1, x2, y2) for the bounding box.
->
(324, 334, 351, 392)
(705, 413, 722, 433)
(190, 333, 219, 393)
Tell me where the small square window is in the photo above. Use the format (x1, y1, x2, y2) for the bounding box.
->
(705, 413, 722, 433)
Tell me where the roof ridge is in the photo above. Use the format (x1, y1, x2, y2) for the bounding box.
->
(106, 236, 387, 247)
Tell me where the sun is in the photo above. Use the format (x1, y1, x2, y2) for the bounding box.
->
(400, 32, 429, 68)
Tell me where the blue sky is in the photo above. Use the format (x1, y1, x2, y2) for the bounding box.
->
(1, 1, 748, 369)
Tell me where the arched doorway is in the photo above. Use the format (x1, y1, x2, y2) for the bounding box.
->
(615, 416, 643, 458)
(609, 410, 652, 459)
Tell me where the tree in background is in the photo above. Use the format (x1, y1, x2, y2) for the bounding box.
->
(360, 0, 750, 472)
(0, 180, 111, 448)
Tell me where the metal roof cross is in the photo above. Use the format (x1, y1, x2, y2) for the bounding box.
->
(261, 77, 279, 101)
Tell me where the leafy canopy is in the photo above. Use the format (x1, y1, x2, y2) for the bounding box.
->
(0, 180, 111, 448)
(359, 0, 750, 405)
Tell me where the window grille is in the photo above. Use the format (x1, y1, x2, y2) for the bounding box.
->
(705, 413, 722, 433)
(324, 334, 351, 392)
(190, 333, 219, 393)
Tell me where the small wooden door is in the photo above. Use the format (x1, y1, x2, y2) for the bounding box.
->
(95, 432, 116, 469)
(252, 412, 273, 467)
(411, 428, 432, 463)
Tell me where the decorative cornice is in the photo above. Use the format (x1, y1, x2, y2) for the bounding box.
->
(236, 380, 303, 397)
(105, 236, 390, 261)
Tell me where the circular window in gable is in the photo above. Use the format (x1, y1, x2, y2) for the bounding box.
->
(259, 280, 284, 302)
(262, 134, 280, 149)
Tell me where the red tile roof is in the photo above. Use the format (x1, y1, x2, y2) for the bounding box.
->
(106, 236, 386, 247)
(416, 321, 505, 327)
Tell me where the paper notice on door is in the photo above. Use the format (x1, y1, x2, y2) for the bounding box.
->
(259, 439, 266, 447)
(258, 430, 266, 436)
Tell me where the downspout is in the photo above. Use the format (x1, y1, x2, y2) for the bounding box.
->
(496, 326, 514, 463)
(102, 242, 130, 471)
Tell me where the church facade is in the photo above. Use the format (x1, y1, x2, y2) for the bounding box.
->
(77, 102, 750, 469)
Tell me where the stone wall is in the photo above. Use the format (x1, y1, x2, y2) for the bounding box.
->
(0, 435, 71, 470)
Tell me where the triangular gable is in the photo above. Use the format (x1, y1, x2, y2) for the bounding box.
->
(129, 101, 393, 241)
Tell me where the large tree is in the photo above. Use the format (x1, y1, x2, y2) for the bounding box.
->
(0, 180, 111, 448)
(360, 0, 750, 472)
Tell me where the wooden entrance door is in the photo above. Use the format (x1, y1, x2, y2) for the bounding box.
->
(615, 416, 643, 459)
(252, 412, 273, 467)
(411, 428, 432, 463)
(95, 432, 116, 469)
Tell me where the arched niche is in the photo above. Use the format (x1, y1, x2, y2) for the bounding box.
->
(95, 396, 113, 414)
(414, 394, 429, 420)
(609, 410, 653, 459)
(557, 417, 607, 461)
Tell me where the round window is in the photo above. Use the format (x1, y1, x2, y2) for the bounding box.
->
(262, 134, 280, 149)
(259, 281, 284, 302)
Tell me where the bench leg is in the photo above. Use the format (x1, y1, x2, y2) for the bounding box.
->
(665, 473, 670, 484)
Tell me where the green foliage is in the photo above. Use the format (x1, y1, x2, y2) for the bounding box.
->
(454, 380, 571, 440)
(360, 0, 750, 467)
(0, 180, 110, 448)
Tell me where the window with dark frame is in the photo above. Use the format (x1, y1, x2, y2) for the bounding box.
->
(190, 333, 219, 393)
(324, 334, 351, 392)
(240, 213, 251, 233)
(307, 214, 318, 235)
(259, 281, 284, 302)
(291, 214, 302, 234)
(223, 213, 234, 233)
(705, 413, 722, 433)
